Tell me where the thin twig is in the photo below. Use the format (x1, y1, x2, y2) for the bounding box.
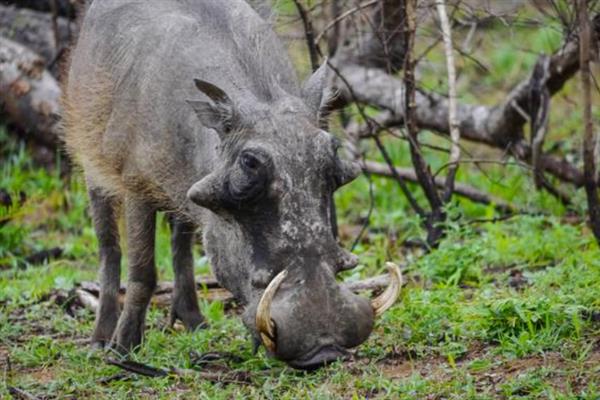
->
(8, 387, 41, 400)
(327, 0, 342, 56)
(341, 113, 376, 250)
(435, 0, 461, 203)
(539, 176, 572, 207)
(433, 158, 525, 178)
(404, 0, 445, 246)
(351, 168, 375, 251)
(373, 135, 427, 218)
(327, 59, 425, 218)
(315, 0, 379, 45)
(467, 213, 527, 225)
(291, 0, 320, 71)
(363, 160, 517, 214)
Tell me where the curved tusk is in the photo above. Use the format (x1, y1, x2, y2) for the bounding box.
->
(255, 269, 288, 353)
(371, 262, 403, 317)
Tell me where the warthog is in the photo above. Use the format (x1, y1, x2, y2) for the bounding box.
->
(63, 0, 400, 369)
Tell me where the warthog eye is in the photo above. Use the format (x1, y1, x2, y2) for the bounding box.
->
(240, 152, 261, 171)
(224, 149, 272, 206)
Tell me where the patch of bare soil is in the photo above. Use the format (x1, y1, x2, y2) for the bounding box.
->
(0, 346, 10, 369)
(26, 368, 55, 384)
(378, 343, 600, 395)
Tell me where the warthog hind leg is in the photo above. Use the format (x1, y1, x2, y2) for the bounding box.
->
(88, 186, 122, 348)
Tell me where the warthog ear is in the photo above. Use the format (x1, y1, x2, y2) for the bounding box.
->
(187, 79, 236, 136)
(301, 60, 331, 119)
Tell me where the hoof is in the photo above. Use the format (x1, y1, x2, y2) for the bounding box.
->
(90, 340, 107, 351)
(169, 306, 207, 332)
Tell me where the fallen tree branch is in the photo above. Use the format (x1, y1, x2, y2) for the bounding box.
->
(0, 247, 66, 271)
(0, 5, 75, 76)
(74, 272, 400, 313)
(74, 288, 99, 312)
(0, 37, 61, 148)
(334, 64, 584, 185)
(331, 13, 600, 187)
(346, 106, 584, 187)
(363, 160, 516, 214)
(7, 387, 41, 400)
(344, 273, 391, 292)
(24, 247, 63, 266)
(78, 275, 220, 295)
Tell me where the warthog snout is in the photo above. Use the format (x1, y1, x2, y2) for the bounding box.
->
(255, 263, 402, 369)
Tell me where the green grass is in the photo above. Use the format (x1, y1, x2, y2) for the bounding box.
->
(2, 3, 600, 399)
(2, 137, 600, 399)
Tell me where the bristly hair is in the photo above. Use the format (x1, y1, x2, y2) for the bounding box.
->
(59, 0, 96, 80)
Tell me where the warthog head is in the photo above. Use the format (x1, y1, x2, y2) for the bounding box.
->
(186, 63, 400, 369)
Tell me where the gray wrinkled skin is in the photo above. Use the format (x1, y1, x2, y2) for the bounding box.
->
(64, 0, 373, 369)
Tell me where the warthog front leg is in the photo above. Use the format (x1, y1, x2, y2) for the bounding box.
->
(109, 196, 157, 354)
(88, 186, 122, 348)
(168, 216, 206, 330)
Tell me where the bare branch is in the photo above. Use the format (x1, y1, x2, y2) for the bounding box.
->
(403, 0, 445, 246)
(8, 387, 41, 400)
(578, 0, 600, 244)
(332, 22, 592, 186)
(291, 0, 320, 71)
(327, 59, 425, 218)
(316, 0, 378, 46)
(372, 134, 427, 218)
(334, 0, 407, 73)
